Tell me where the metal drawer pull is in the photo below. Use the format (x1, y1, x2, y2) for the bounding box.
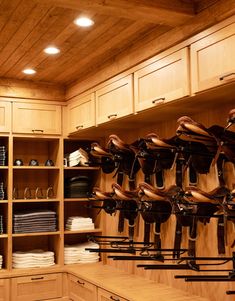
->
(77, 279, 85, 285)
(31, 276, 44, 281)
(76, 125, 83, 130)
(110, 296, 120, 301)
(108, 114, 117, 119)
(219, 73, 235, 81)
(32, 129, 44, 133)
(152, 97, 165, 104)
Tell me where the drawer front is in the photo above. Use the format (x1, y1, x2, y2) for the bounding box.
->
(134, 48, 189, 112)
(11, 273, 63, 301)
(0, 279, 10, 301)
(97, 288, 128, 301)
(12, 102, 61, 135)
(191, 22, 235, 93)
(0, 101, 11, 133)
(96, 75, 133, 125)
(68, 274, 97, 301)
(68, 93, 95, 134)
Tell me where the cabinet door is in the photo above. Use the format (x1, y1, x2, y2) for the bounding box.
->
(97, 288, 128, 301)
(68, 274, 97, 301)
(12, 102, 61, 135)
(67, 93, 95, 134)
(134, 48, 189, 112)
(0, 279, 9, 301)
(11, 273, 63, 301)
(0, 101, 11, 133)
(96, 75, 133, 125)
(191, 22, 235, 93)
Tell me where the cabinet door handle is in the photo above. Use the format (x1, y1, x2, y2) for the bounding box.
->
(108, 114, 117, 119)
(110, 296, 120, 301)
(152, 97, 165, 104)
(75, 125, 83, 130)
(77, 279, 85, 285)
(31, 276, 44, 281)
(32, 129, 44, 133)
(219, 73, 235, 81)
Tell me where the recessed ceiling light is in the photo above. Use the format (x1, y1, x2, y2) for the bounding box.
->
(44, 46, 60, 55)
(74, 17, 94, 27)
(22, 68, 36, 75)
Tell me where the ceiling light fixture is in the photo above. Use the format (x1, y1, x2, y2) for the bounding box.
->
(44, 46, 60, 55)
(74, 17, 94, 27)
(22, 68, 36, 75)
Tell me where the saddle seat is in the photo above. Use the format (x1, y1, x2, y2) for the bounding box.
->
(112, 183, 139, 201)
(139, 182, 180, 201)
(185, 186, 230, 204)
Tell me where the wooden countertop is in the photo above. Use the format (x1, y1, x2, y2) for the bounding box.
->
(66, 263, 210, 301)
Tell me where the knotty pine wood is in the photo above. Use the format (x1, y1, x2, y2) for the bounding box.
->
(100, 103, 235, 301)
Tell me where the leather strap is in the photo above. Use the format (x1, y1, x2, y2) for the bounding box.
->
(217, 215, 225, 254)
(173, 220, 182, 259)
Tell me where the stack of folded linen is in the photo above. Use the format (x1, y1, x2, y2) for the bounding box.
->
(12, 249, 55, 269)
(65, 148, 89, 167)
(65, 216, 95, 231)
(0, 215, 3, 234)
(13, 210, 57, 234)
(64, 242, 99, 264)
(0, 255, 3, 269)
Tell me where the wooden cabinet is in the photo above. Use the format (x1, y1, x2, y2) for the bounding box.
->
(11, 273, 63, 301)
(95, 75, 133, 125)
(12, 102, 61, 135)
(97, 288, 128, 301)
(67, 93, 95, 134)
(0, 101, 11, 133)
(0, 279, 9, 301)
(68, 274, 97, 301)
(191, 21, 235, 93)
(134, 48, 190, 112)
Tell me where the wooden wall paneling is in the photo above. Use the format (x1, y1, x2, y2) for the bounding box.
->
(101, 103, 235, 301)
(0, 78, 65, 101)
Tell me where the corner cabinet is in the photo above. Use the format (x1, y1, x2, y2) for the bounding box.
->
(191, 21, 235, 93)
(0, 101, 11, 133)
(12, 102, 61, 135)
(67, 93, 95, 135)
(95, 75, 133, 125)
(134, 47, 190, 112)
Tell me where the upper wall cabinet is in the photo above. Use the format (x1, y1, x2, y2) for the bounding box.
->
(134, 48, 190, 113)
(0, 101, 11, 133)
(95, 75, 133, 125)
(191, 22, 235, 93)
(12, 102, 61, 135)
(67, 93, 95, 134)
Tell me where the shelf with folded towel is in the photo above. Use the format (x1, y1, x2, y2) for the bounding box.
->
(13, 166, 60, 169)
(12, 231, 60, 237)
(64, 166, 100, 170)
(64, 228, 102, 234)
(64, 198, 95, 202)
(12, 199, 60, 203)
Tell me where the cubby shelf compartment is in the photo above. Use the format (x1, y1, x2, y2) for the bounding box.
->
(0, 235, 7, 239)
(13, 166, 60, 170)
(64, 229, 102, 235)
(0, 167, 8, 170)
(64, 198, 95, 202)
(64, 167, 100, 170)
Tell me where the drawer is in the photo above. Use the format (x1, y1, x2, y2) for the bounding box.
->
(0, 278, 10, 301)
(11, 273, 63, 301)
(97, 288, 128, 301)
(68, 274, 97, 301)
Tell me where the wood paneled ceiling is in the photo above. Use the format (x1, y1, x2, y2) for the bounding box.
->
(0, 0, 225, 85)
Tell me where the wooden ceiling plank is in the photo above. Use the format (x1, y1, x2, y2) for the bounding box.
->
(0, 0, 37, 55)
(0, 0, 22, 33)
(31, 17, 129, 80)
(2, 6, 69, 77)
(37, 0, 195, 26)
(0, 3, 52, 68)
(53, 22, 161, 82)
(66, 0, 235, 97)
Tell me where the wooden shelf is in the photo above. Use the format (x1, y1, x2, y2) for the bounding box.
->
(0, 166, 8, 169)
(64, 198, 94, 202)
(64, 167, 100, 170)
(0, 201, 8, 204)
(12, 199, 60, 203)
(13, 166, 60, 170)
(12, 231, 60, 237)
(64, 228, 102, 234)
(0, 234, 8, 239)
